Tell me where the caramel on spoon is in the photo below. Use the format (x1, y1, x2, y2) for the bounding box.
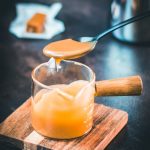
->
(43, 39, 95, 60)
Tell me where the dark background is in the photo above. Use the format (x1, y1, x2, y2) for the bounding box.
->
(0, 0, 150, 149)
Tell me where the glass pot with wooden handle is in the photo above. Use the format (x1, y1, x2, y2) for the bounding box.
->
(31, 60, 143, 139)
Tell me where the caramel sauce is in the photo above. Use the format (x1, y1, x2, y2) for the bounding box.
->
(43, 39, 95, 63)
(31, 80, 95, 139)
(26, 13, 46, 33)
(32, 38, 96, 139)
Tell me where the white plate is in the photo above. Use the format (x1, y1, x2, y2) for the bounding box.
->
(9, 3, 65, 39)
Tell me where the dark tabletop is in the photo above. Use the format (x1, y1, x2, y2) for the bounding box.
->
(0, 0, 150, 150)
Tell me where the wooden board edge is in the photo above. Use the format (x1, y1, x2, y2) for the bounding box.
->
(0, 97, 129, 150)
(95, 111, 128, 150)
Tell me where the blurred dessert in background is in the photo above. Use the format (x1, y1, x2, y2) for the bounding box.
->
(26, 13, 46, 33)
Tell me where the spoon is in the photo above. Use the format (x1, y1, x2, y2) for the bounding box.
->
(80, 10, 150, 43)
(43, 10, 150, 60)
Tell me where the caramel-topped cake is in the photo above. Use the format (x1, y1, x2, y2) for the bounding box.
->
(26, 13, 46, 33)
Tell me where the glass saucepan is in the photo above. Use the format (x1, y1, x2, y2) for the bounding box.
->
(31, 60, 142, 139)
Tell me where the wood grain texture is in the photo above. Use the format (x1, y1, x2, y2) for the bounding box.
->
(0, 98, 128, 150)
(95, 76, 143, 96)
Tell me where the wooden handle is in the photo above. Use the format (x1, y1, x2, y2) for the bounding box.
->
(95, 76, 143, 96)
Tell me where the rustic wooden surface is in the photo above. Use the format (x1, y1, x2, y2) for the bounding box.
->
(0, 98, 128, 150)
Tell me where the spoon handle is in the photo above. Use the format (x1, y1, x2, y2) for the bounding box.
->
(95, 11, 150, 41)
(95, 76, 143, 96)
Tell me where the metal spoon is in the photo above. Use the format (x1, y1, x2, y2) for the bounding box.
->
(43, 10, 150, 60)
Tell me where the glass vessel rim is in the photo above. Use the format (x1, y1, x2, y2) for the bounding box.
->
(31, 60, 95, 90)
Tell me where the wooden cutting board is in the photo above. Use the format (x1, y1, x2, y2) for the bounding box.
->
(0, 98, 128, 150)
